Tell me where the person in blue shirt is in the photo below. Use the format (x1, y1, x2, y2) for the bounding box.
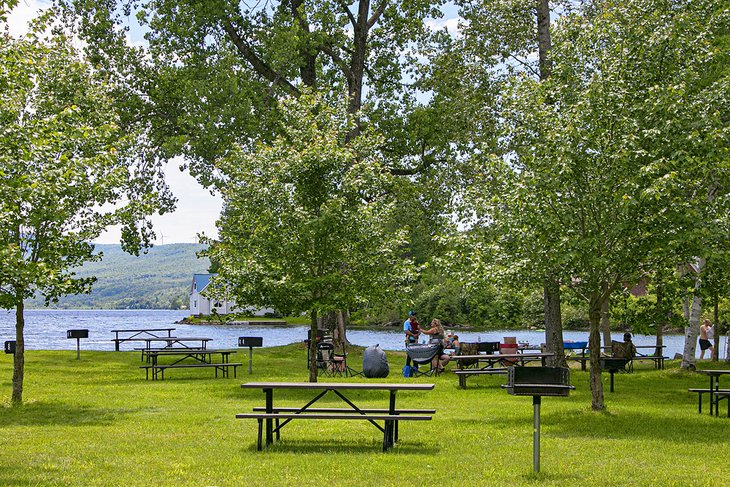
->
(404, 311, 420, 368)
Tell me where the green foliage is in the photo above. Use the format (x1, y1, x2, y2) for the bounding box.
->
(209, 92, 415, 316)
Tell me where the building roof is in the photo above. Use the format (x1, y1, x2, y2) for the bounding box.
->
(192, 273, 216, 294)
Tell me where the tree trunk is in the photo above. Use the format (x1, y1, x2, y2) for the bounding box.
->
(679, 265, 690, 320)
(600, 291, 611, 348)
(12, 296, 25, 405)
(543, 280, 566, 367)
(712, 298, 719, 362)
(308, 309, 318, 382)
(536, 0, 552, 81)
(334, 310, 348, 349)
(588, 291, 605, 411)
(681, 258, 705, 370)
(655, 283, 665, 357)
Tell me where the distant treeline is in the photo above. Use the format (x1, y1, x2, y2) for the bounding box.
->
(25, 243, 209, 310)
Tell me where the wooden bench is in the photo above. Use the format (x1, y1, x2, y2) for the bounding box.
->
(454, 368, 508, 388)
(632, 355, 668, 369)
(236, 412, 432, 451)
(688, 388, 730, 414)
(140, 363, 241, 380)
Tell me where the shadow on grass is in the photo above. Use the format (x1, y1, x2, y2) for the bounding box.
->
(461, 406, 730, 446)
(0, 401, 130, 427)
(239, 439, 439, 455)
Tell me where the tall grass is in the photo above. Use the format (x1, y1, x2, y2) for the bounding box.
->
(1, 344, 727, 486)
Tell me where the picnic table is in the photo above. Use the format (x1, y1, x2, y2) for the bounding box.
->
(693, 370, 730, 417)
(110, 328, 175, 351)
(237, 382, 435, 451)
(451, 352, 554, 388)
(133, 337, 213, 352)
(140, 348, 240, 380)
(567, 345, 667, 371)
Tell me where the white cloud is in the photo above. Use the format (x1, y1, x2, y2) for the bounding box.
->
(7, 0, 51, 38)
(425, 16, 465, 37)
(95, 161, 223, 245)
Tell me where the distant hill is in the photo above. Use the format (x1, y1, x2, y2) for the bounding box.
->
(27, 243, 210, 309)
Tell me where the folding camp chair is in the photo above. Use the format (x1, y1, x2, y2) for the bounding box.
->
(316, 342, 345, 377)
(406, 343, 442, 376)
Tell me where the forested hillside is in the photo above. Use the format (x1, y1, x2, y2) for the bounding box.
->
(27, 244, 210, 309)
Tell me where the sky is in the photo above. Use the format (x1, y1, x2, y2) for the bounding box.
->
(8, 1, 223, 245)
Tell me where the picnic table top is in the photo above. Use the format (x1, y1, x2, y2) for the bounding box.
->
(451, 352, 554, 360)
(145, 348, 237, 355)
(696, 369, 730, 376)
(241, 382, 435, 391)
(110, 328, 175, 333)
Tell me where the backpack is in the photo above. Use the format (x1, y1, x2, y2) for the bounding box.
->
(402, 365, 414, 378)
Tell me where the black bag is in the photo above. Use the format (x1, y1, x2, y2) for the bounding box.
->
(363, 344, 389, 378)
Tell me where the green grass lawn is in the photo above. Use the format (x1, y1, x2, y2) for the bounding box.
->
(1, 344, 728, 486)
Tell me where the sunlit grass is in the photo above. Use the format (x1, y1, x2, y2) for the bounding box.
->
(1, 344, 728, 486)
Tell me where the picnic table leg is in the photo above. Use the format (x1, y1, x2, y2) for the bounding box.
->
(256, 418, 263, 451)
(265, 388, 274, 447)
(390, 390, 398, 445)
(533, 396, 541, 473)
(609, 370, 615, 393)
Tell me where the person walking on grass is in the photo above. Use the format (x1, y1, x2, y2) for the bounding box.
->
(699, 319, 714, 360)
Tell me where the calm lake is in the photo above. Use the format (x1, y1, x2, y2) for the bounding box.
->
(0, 309, 722, 358)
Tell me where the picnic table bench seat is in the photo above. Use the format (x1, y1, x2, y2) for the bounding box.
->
(688, 388, 730, 415)
(140, 362, 241, 380)
(236, 412, 433, 451)
(453, 368, 508, 388)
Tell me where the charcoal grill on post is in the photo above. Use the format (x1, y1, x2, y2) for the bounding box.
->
(4, 340, 15, 354)
(239, 336, 263, 374)
(502, 367, 575, 473)
(67, 329, 89, 360)
(599, 357, 629, 392)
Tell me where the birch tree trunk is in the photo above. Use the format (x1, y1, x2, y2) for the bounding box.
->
(681, 258, 705, 370)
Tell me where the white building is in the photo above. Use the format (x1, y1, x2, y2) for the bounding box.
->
(189, 274, 274, 316)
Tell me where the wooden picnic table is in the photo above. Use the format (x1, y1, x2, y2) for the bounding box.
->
(110, 328, 175, 351)
(567, 345, 667, 371)
(696, 370, 730, 417)
(238, 382, 435, 451)
(133, 336, 213, 351)
(140, 348, 239, 380)
(450, 352, 554, 388)
(452, 352, 554, 370)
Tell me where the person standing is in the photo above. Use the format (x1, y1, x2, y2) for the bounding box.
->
(404, 311, 420, 368)
(699, 319, 714, 360)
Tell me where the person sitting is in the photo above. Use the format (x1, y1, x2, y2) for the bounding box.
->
(420, 318, 451, 371)
(622, 332, 637, 359)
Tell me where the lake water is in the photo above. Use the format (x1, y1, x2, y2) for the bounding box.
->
(0, 309, 725, 359)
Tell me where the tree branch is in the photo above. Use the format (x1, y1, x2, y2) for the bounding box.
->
(336, 0, 357, 28)
(367, 0, 388, 29)
(221, 18, 300, 96)
(508, 54, 539, 78)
